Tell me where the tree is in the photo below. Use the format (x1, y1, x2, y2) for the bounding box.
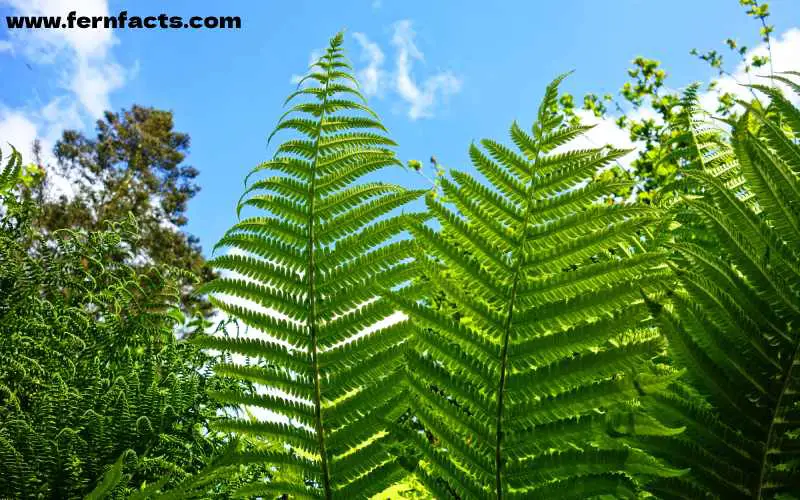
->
(36, 105, 215, 314)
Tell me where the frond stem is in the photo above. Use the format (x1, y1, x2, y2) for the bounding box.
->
(493, 129, 542, 499)
(754, 331, 800, 499)
(308, 48, 334, 500)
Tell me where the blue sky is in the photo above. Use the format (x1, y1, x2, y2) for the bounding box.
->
(2, 0, 800, 256)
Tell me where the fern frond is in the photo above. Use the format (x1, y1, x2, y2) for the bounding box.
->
(393, 74, 680, 497)
(193, 32, 423, 499)
(0, 145, 22, 193)
(646, 77, 800, 498)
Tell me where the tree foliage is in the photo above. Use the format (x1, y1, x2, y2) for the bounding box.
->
(35, 105, 215, 314)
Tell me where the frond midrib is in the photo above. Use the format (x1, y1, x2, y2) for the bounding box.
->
(305, 46, 334, 500)
(754, 336, 800, 499)
(492, 120, 545, 499)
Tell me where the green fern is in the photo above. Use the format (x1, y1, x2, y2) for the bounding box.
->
(0, 145, 22, 194)
(192, 32, 426, 499)
(643, 73, 800, 499)
(85, 451, 134, 500)
(388, 74, 684, 498)
(0, 213, 227, 498)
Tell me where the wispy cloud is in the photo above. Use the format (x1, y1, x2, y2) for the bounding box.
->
(352, 32, 386, 97)
(71, 58, 126, 117)
(391, 20, 461, 120)
(349, 20, 462, 120)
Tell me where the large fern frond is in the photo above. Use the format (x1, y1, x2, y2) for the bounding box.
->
(192, 32, 425, 499)
(390, 75, 683, 498)
(644, 75, 800, 499)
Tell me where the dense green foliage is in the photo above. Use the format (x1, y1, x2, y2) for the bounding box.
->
(0, 148, 233, 498)
(385, 74, 686, 498)
(158, 32, 800, 500)
(3, 12, 800, 499)
(641, 76, 800, 499)
(191, 33, 800, 498)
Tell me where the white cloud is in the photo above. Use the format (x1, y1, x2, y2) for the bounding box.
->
(71, 58, 125, 117)
(0, 98, 83, 198)
(4, 0, 115, 61)
(289, 48, 325, 86)
(288, 22, 461, 120)
(40, 95, 83, 132)
(2, 0, 128, 118)
(699, 27, 800, 114)
(0, 110, 38, 159)
(352, 32, 386, 97)
(0, 0, 132, 199)
(391, 20, 461, 120)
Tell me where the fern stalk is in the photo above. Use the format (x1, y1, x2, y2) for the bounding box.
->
(492, 118, 543, 499)
(306, 43, 333, 498)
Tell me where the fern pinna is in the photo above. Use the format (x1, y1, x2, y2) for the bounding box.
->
(192, 33, 426, 499)
(643, 75, 800, 499)
(388, 75, 683, 498)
